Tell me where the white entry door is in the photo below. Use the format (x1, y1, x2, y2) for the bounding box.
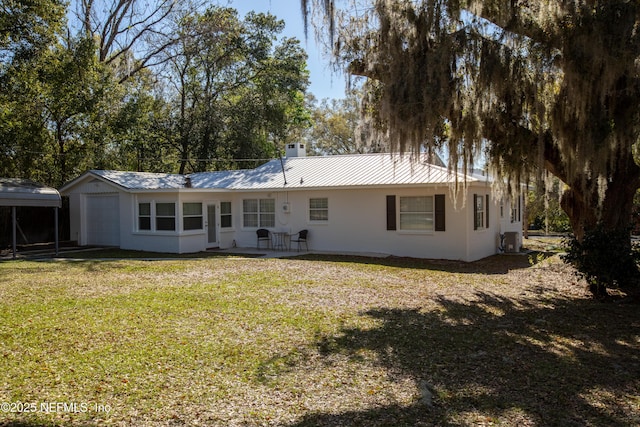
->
(206, 203, 218, 248)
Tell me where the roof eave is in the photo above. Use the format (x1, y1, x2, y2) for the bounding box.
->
(228, 180, 486, 192)
(0, 196, 61, 208)
(59, 170, 131, 194)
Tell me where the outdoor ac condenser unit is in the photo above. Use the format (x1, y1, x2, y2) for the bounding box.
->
(503, 232, 519, 253)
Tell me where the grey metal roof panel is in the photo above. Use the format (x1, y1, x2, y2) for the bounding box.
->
(70, 154, 482, 192)
(91, 170, 186, 189)
(88, 169, 252, 190)
(189, 170, 249, 189)
(0, 178, 62, 207)
(234, 154, 477, 190)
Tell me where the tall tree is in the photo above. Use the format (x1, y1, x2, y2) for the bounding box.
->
(305, 0, 640, 298)
(34, 36, 113, 185)
(1, 0, 117, 185)
(74, 0, 183, 82)
(0, 0, 65, 63)
(161, 7, 309, 174)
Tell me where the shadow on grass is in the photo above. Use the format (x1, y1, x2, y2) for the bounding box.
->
(289, 293, 640, 426)
(53, 248, 264, 259)
(287, 252, 556, 275)
(0, 422, 56, 427)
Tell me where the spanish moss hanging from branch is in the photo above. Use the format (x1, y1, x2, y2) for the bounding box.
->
(303, 0, 640, 298)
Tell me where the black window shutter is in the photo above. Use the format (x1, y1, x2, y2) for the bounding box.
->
(486, 194, 490, 229)
(518, 194, 522, 222)
(386, 195, 396, 230)
(473, 194, 478, 230)
(435, 194, 445, 231)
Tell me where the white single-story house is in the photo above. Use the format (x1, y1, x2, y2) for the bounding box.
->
(59, 144, 523, 261)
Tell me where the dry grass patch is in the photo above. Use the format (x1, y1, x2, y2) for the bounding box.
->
(0, 253, 638, 426)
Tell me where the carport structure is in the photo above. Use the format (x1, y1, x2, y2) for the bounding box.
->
(0, 178, 62, 259)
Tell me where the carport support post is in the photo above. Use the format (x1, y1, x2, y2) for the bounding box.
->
(11, 206, 16, 259)
(54, 207, 59, 256)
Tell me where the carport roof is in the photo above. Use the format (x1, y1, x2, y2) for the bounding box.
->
(0, 178, 62, 208)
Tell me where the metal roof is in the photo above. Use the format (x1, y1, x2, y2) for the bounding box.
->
(62, 153, 485, 192)
(0, 178, 62, 207)
(235, 154, 481, 190)
(90, 170, 187, 189)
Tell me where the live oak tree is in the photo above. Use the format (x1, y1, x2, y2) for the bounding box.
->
(304, 0, 640, 298)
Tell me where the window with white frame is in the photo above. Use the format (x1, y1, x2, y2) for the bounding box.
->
(399, 196, 433, 231)
(243, 198, 275, 228)
(220, 201, 232, 228)
(243, 199, 258, 227)
(156, 202, 176, 231)
(183, 202, 203, 230)
(260, 199, 275, 227)
(138, 202, 151, 230)
(309, 197, 328, 222)
(474, 194, 486, 230)
(510, 195, 521, 223)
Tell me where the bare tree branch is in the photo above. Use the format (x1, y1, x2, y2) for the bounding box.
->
(74, 0, 186, 80)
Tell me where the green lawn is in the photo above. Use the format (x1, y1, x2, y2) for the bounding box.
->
(0, 253, 638, 426)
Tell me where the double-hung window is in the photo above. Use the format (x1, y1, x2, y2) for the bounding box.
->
(474, 195, 485, 229)
(510, 195, 521, 223)
(474, 194, 490, 230)
(183, 203, 203, 230)
(138, 203, 151, 230)
(220, 201, 232, 228)
(243, 198, 275, 228)
(243, 199, 259, 228)
(156, 202, 176, 231)
(309, 198, 328, 222)
(399, 196, 433, 231)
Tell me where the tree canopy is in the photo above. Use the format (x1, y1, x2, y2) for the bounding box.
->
(1, 1, 310, 184)
(305, 0, 640, 297)
(0, 0, 65, 62)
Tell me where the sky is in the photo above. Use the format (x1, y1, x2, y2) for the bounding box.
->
(230, 0, 347, 100)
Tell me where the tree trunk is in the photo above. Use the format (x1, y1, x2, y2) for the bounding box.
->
(560, 155, 640, 297)
(56, 122, 67, 185)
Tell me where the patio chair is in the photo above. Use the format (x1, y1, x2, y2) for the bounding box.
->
(290, 229, 309, 252)
(256, 228, 271, 249)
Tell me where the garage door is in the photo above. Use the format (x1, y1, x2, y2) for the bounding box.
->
(86, 194, 120, 246)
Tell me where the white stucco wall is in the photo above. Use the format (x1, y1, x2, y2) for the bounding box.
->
(229, 184, 501, 262)
(465, 189, 499, 262)
(498, 193, 524, 252)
